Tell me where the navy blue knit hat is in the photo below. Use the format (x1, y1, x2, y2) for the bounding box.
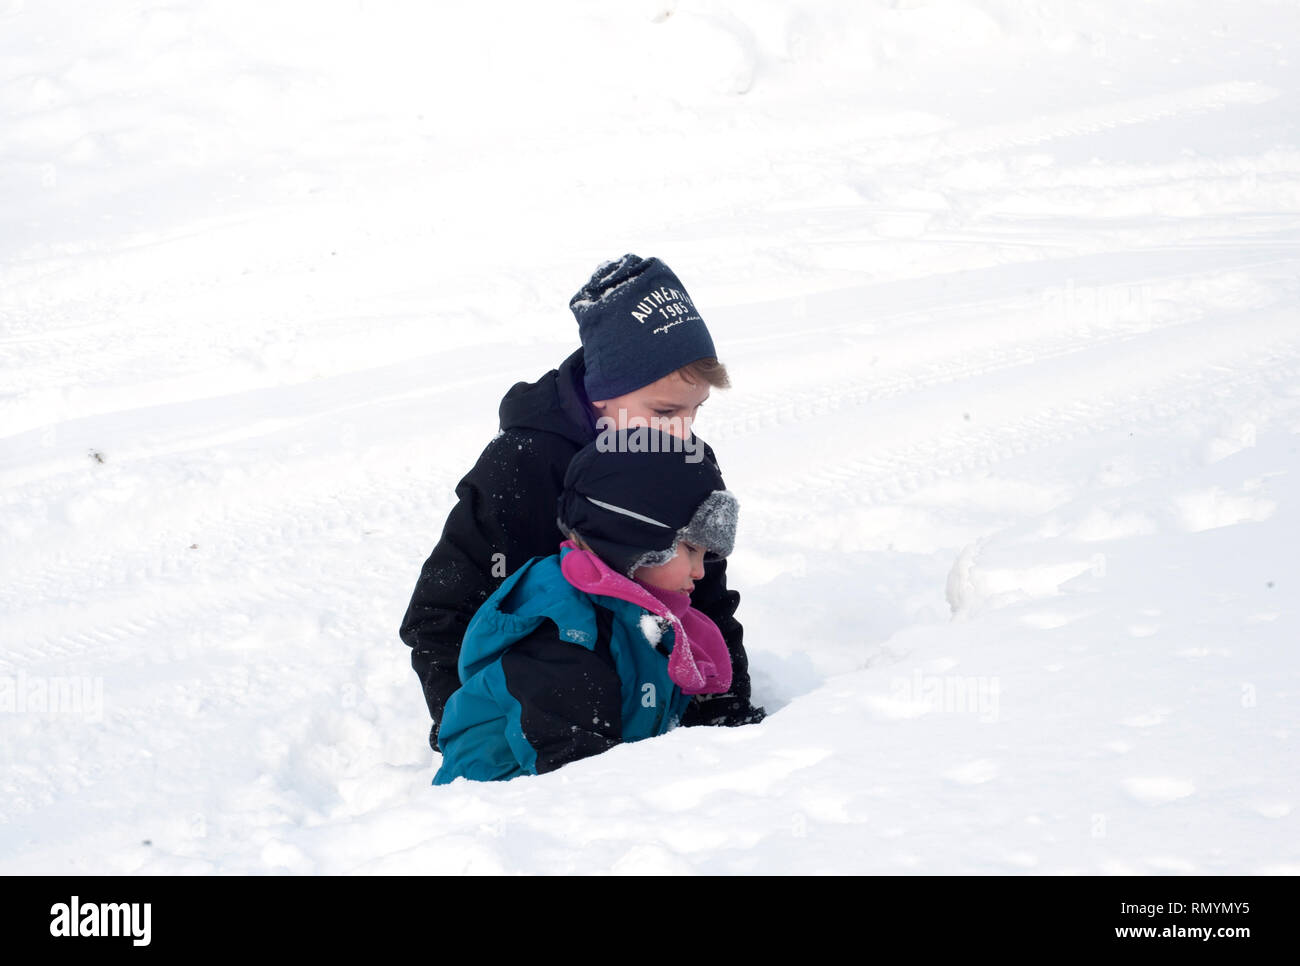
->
(556, 430, 738, 578)
(570, 254, 718, 401)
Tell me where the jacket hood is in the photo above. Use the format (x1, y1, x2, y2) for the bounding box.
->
(457, 554, 599, 683)
(497, 347, 597, 447)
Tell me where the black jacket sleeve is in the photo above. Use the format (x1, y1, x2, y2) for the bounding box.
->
(399, 430, 573, 746)
(680, 443, 764, 727)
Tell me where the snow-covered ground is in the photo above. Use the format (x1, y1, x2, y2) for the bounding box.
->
(2, 0, 1297, 874)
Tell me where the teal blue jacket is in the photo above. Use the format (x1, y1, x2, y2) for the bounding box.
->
(433, 546, 694, 784)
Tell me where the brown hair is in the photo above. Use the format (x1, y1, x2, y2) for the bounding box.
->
(676, 357, 731, 389)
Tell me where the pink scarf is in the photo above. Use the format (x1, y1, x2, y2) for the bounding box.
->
(558, 540, 732, 695)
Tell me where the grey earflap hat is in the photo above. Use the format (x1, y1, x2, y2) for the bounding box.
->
(556, 430, 738, 578)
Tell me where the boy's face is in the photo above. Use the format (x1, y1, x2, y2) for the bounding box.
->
(591, 371, 709, 439)
(633, 539, 708, 596)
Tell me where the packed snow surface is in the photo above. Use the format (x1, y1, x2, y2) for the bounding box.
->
(2, 0, 1298, 874)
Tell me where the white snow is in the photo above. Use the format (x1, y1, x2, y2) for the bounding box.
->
(2, 0, 1298, 874)
(640, 614, 667, 649)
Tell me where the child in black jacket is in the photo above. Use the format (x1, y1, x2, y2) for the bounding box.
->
(399, 254, 763, 749)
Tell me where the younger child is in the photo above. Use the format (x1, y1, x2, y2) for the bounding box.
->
(433, 431, 740, 784)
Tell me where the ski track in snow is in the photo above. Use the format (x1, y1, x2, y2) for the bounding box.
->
(2, 0, 1298, 874)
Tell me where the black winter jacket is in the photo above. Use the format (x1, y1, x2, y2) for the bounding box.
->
(399, 348, 759, 750)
